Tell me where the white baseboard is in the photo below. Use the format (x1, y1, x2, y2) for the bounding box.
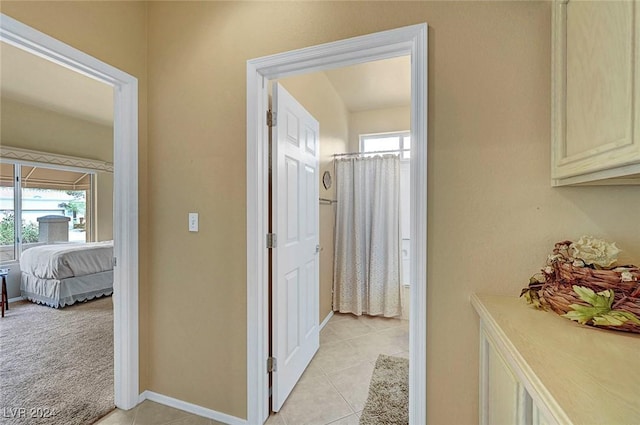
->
(8, 296, 24, 303)
(139, 390, 247, 425)
(320, 311, 334, 330)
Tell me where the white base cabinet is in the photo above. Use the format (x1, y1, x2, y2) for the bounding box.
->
(480, 326, 540, 425)
(532, 405, 552, 425)
(472, 294, 640, 425)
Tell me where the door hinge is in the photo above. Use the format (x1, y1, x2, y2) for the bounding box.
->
(267, 357, 277, 373)
(113, 257, 117, 267)
(266, 233, 277, 249)
(267, 110, 277, 127)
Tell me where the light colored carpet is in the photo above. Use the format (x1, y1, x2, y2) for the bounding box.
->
(0, 297, 114, 425)
(359, 354, 409, 425)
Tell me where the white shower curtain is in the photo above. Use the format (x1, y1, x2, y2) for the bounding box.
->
(333, 154, 402, 317)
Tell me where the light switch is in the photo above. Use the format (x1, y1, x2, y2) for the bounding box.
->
(188, 212, 199, 232)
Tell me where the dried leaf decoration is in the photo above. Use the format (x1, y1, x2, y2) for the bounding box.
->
(521, 276, 543, 309)
(563, 286, 640, 327)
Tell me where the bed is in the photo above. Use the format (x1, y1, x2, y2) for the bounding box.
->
(20, 241, 114, 308)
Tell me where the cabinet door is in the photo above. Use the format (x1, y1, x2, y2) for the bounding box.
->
(551, 0, 640, 185)
(533, 404, 553, 425)
(480, 327, 532, 425)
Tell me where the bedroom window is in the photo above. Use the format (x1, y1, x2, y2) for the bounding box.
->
(0, 163, 17, 262)
(0, 161, 94, 262)
(360, 131, 411, 159)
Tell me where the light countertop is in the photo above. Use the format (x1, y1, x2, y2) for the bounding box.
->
(471, 294, 640, 425)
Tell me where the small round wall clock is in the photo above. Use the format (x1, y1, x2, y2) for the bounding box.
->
(322, 171, 332, 190)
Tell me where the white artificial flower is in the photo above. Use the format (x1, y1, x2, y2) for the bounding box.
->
(621, 271, 634, 282)
(572, 259, 585, 268)
(548, 254, 562, 262)
(569, 235, 621, 268)
(544, 266, 554, 274)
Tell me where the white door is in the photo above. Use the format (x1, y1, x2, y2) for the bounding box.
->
(271, 82, 320, 411)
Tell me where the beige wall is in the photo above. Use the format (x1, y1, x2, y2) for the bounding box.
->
(1, 98, 115, 241)
(278, 73, 350, 325)
(4, 2, 640, 424)
(148, 2, 639, 422)
(0, 0, 151, 391)
(96, 171, 114, 242)
(349, 105, 411, 152)
(1, 98, 113, 162)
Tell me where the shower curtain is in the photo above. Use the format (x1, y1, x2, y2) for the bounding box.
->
(333, 154, 402, 317)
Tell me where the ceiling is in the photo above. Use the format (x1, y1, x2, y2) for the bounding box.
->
(323, 55, 411, 112)
(0, 42, 113, 126)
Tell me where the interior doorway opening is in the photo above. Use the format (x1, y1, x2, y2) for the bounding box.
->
(247, 23, 427, 425)
(266, 57, 412, 420)
(0, 13, 140, 410)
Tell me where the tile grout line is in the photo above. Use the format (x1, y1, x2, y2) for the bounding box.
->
(278, 314, 407, 425)
(317, 334, 365, 423)
(323, 373, 357, 425)
(325, 316, 405, 343)
(324, 339, 376, 419)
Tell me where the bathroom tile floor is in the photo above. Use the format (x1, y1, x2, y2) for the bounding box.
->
(97, 313, 408, 425)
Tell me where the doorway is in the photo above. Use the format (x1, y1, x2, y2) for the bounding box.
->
(247, 24, 427, 424)
(0, 14, 140, 409)
(269, 57, 411, 422)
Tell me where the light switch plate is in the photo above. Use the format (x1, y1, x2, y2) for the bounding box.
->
(188, 212, 198, 232)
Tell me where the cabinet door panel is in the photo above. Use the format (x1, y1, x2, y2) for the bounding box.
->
(480, 328, 531, 425)
(551, 0, 640, 184)
(487, 341, 519, 424)
(533, 404, 552, 425)
(566, 1, 632, 157)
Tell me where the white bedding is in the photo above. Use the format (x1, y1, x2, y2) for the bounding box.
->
(19, 241, 114, 279)
(21, 271, 113, 308)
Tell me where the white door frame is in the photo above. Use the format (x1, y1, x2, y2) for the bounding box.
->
(247, 24, 427, 424)
(1, 14, 140, 409)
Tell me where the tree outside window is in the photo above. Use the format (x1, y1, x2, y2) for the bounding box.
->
(0, 213, 39, 245)
(58, 190, 86, 227)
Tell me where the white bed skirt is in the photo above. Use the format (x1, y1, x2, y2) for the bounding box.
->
(21, 270, 114, 308)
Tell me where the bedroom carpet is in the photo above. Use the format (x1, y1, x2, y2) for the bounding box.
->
(359, 354, 409, 425)
(0, 297, 114, 425)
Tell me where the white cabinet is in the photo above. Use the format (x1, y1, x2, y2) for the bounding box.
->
(532, 405, 552, 425)
(472, 294, 640, 425)
(551, 0, 640, 186)
(480, 327, 535, 425)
